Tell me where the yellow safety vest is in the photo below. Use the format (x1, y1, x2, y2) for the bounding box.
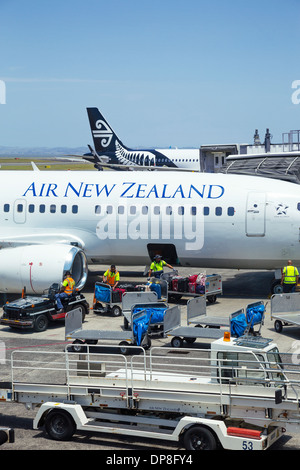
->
(150, 260, 166, 272)
(104, 270, 120, 286)
(283, 266, 299, 284)
(63, 277, 76, 295)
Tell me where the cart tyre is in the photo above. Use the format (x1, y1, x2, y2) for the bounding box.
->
(71, 339, 87, 353)
(271, 279, 284, 295)
(183, 425, 217, 450)
(171, 336, 183, 348)
(45, 409, 76, 441)
(119, 341, 130, 355)
(184, 337, 196, 344)
(274, 320, 283, 333)
(34, 314, 49, 332)
(111, 305, 122, 317)
(207, 295, 217, 304)
(143, 337, 152, 350)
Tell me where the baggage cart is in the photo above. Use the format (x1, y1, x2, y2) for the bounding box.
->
(65, 307, 154, 355)
(271, 293, 300, 333)
(163, 304, 226, 348)
(92, 282, 124, 317)
(162, 271, 222, 303)
(122, 290, 168, 331)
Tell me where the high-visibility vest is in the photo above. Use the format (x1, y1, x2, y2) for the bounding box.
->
(104, 270, 119, 286)
(150, 260, 166, 272)
(283, 266, 299, 284)
(63, 277, 76, 295)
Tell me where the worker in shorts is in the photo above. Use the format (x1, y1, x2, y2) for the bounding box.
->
(281, 260, 299, 293)
(148, 254, 174, 279)
(55, 271, 75, 312)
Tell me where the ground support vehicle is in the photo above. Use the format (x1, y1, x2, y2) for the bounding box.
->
(0, 284, 89, 332)
(271, 293, 300, 333)
(65, 307, 154, 354)
(92, 280, 168, 317)
(122, 291, 167, 331)
(162, 272, 222, 303)
(2, 335, 300, 450)
(187, 298, 265, 333)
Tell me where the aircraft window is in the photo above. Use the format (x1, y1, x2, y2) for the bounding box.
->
(191, 206, 197, 215)
(72, 205, 78, 214)
(50, 204, 56, 214)
(39, 204, 45, 213)
(228, 207, 235, 216)
(106, 205, 113, 214)
(298, 203, 300, 211)
(142, 206, 148, 215)
(166, 206, 172, 215)
(215, 207, 222, 216)
(154, 206, 160, 215)
(130, 206, 136, 215)
(61, 205, 67, 214)
(118, 206, 124, 214)
(17, 204, 23, 213)
(28, 204, 35, 213)
(95, 205, 101, 214)
(4, 204, 9, 212)
(178, 206, 184, 215)
(203, 207, 209, 216)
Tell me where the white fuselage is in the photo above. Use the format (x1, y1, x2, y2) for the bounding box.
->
(0, 170, 299, 270)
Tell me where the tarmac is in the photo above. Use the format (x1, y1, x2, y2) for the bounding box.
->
(1, 265, 300, 451)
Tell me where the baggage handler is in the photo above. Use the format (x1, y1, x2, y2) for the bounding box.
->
(281, 260, 299, 293)
(148, 254, 174, 279)
(103, 265, 120, 289)
(55, 271, 76, 312)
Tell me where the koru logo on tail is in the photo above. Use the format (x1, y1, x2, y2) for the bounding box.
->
(92, 119, 113, 147)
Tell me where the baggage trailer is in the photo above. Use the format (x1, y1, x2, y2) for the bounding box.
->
(2, 334, 300, 450)
(187, 298, 265, 332)
(93, 280, 168, 317)
(162, 272, 222, 303)
(122, 290, 167, 331)
(65, 308, 153, 354)
(271, 293, 300, 333)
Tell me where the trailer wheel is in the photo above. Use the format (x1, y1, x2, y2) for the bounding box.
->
(274, 320, 283, 333)
(183, 425, 217, 450)
(71, 339, 87, 353)
(45, 409, 76, 441)
(207, 295, 217, 304)
(171, 336, 183, 348)
(184, 337, 196, 344)
(34, 314, 49, 332)
(111, 305, 122, 317)
(119, 341, 130, 355)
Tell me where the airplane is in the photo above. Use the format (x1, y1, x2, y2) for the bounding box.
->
(84, 107, 201, 170)
(0, 167, 298, 294)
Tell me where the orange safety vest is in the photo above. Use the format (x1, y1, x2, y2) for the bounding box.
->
(104, 270, 119, 286)
(63, 276, 76, 295)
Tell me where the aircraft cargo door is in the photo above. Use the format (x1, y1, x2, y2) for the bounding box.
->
(246, 192, 266, 237)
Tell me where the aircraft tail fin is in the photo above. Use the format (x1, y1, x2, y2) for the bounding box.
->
(87, 107, 122, 153)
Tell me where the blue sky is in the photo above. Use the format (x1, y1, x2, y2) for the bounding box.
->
(1, 0, 300, 149)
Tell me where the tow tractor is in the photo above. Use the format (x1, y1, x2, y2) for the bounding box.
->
(0, 284, 89, 332)
(2, 313, 300, 450)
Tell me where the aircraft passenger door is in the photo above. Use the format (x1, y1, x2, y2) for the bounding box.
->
(13, 199, 27, 224)
(246, 192, 266, 237)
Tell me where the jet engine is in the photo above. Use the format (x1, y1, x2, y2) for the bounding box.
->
(0, 244, 88, 294)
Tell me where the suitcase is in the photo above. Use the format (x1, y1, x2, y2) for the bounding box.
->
(171, 276, 183, 291)
(150, 282, 162, 299)
(112, 288, 125, 303)
(188, 282, 196, 293)
(177, 277, 189, 292)
(196, 284, 205, 294)
(189, 274, 198, 284)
